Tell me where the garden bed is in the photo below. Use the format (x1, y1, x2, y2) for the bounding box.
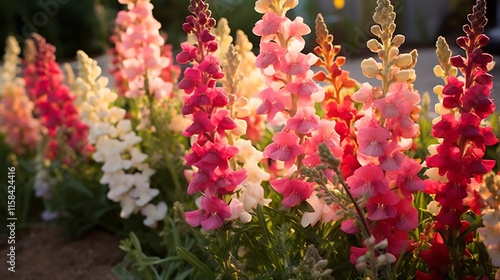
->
(0, 225, 121, 280)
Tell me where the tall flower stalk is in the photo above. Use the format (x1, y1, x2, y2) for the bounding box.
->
(344, 0, 424, 273)
(177, 0, 246, 230)
(253, 0, 341, 209)
(111, 0, 177, 100)
(422, 0, 498, 278)
(0, 36, 40, 155)
(23, 34, 92, 163)
(76, 50, 166, 227)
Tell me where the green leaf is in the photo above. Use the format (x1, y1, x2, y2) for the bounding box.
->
(299, 200, 315, 213)
(458, 212, 483, 241)
(63, 176, 93, 197)
(176, 247, 215, 280)
(112, 264, 135, 280)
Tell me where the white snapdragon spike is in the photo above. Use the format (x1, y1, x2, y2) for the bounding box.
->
(231, 139, 271, 217)
(75, 50, 166, 227)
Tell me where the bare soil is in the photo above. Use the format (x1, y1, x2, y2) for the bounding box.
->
(0, 224, 122, 280)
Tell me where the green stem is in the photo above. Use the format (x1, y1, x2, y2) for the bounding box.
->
(451, 228, 464, 279)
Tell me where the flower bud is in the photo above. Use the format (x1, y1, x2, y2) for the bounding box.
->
(450, 67, 458, 77)
(255, 0, 271, 13)
(367, 39, 381, 52)
(371, 25, 382, 36)
(392, 34, 405, 47)
(376, 255, 387, 267)
(355, 261, 367, 271)
(284, 0, 299, 9)
(231, 119, 247, 137)
(311, 270, 321, 278)
(396, 54, 412, 67)
(316, 259, 328, 269)
(321, 269, 333, 277)
(433, 65, 444, 77)
(236, 107, 251, 118)
(385, 253, 397, 264)
(395, 69, 415, 82)
(361, 58, 379, 78)
(388, 47, 399, 61)
(366, 235, 376, 246)
(374, 238, 388, 250)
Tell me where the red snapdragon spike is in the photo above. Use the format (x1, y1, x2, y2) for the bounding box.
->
(24, 34, 92, 162)
(179, 0, 245, 230)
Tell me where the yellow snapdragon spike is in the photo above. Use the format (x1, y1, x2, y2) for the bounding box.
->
(334, 0, 344, 9)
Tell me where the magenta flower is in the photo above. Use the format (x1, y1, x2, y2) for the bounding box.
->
(185, 195, 231, 230)
(252, 12, 288, 39)
(255, 42, 287, 69)
(347, 164, 389, 198)
(263, 131, 305, 168)
(256, 87, 287, 122)
(254, 1, 336, 209)
(392, 199, 418, 231)
(271, 178, 313, 208)
(279, 52, 317, 76)
(24, 34, 92, 162)
(286, 107, 320, 134)
(366, 192, 399, 220)
(178, 0, 246, 230)
(357, 126, 390, 157)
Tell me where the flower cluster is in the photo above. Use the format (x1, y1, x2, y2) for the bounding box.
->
(177, 0, 245, 230)
(23, 34, 92, 163)
(111, 0, 178, 99)
(424, 0, 497, 232)
(312, 13, 360, 179)
(213, 19, 267, 142)
(347, 0, 424, 264)
(253, 0, 342, 209)
(216, 36, 271, 222)
(0, 36, 40, 155)
(419, 1, 498, 278)
(76, 50, 166, 227)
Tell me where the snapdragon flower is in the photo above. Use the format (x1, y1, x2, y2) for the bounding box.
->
(424, 0, 497, 230)
(76, 50, 165, 228)
(253, 0, 338, 210)
(111, 0, 178, 100)
(23, 34, 92, 163)
(178, 0, 252, 230)
(345, 0, 423, 265)
(0, 36, 40, 155)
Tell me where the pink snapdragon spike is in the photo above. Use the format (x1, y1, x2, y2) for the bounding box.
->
(344, 0, 425, 262)
(178, 0, 246, 230)
(23, 34, 92, 162)
(111, 0, 179, 99)
(424, 0, 497, 231)
(253, 0, 341, 208)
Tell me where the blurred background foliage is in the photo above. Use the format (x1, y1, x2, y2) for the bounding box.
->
(0, 0, 491, 61)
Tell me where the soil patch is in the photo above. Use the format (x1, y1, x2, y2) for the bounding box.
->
(0, 224, 122, 280)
